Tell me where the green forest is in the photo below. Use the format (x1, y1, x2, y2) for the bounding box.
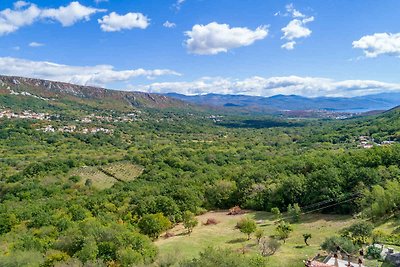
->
(1, 95, 400, 266)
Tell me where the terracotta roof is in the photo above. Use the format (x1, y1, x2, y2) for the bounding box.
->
(306, 260, 335, 267)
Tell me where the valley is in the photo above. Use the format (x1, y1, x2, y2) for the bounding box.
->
(1, 77, 400, 266)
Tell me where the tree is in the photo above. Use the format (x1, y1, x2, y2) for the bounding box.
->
(287, 203, 301, 223)
(270, 207, 281, 220)
(303, 233, 312, 246)
(255, 229, 264, 244)
(138, 213, 172, 239)
(275, 221, 293, 243)
(182, 211, 199, 235)
(236, 218, 257, 240)
(205, 180, 237, 208)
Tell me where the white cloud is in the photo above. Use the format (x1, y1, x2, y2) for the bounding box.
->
(13, 1, 29, 9)
(352, 33, 400, 58)
(173, 0, 186, 11)
(94, 0, 108, 4)
(280, 4, 314, 50)
(0, 3, 41, 35)
(285, 3, 305, 18)
(0, 1, 105, 36)
(98, 12, 149, 32)
(282, 17, 314, 40)
(0, 57, 180, 87)
(29, 41, 44, 47)
(135, 76, 400, 98)
(185, 22, 268, 55)
(41, 2, 105, 27)
(12, 46, 20, 51)
(281, 41, 295, 50)
(163, 20, 176, 28)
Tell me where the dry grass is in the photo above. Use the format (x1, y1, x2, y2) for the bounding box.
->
(69, 162, 143, 190)
(100, 161, 143, 182)
(71, 166, 116, 190)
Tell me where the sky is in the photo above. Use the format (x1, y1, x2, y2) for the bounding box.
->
(1, 0, 400, 97)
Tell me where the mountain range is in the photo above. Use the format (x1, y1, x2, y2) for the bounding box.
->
(1, 75, 400, 115)
(165, 93, 400, 113)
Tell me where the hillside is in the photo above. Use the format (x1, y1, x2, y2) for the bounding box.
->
(0, 75, 190, 112)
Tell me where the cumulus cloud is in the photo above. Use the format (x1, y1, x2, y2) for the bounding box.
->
(185, 22, 268, 55)
(135, 76, 400, 97)
(0, 57, 180, 87)
(29, 41, 44, 47)
(163, 20, 176, 28)
(0, 1, 105, 36)
(352, 33, 400, 58)
(282, 17, 314, 41)
(98, 12, 149, 32)
(280, 4, 314, 50)
(41, 2, 105, 27)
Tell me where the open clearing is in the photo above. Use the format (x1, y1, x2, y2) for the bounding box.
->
(69, 162, 143, 190)
(156, 211, 361, 266)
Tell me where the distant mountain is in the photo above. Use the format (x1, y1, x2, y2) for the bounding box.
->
(0, 75, 190, 111)
(165, 93, 400, 113)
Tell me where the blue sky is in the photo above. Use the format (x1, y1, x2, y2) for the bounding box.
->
(1, 0, 400, 97)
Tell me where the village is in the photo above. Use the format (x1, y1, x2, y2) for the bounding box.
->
(358, 135, 396, 149)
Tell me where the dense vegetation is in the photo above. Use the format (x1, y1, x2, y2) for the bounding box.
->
(1, 94, 400, 266)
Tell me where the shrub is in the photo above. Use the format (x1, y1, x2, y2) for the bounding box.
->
(321, 236, 358, 254)
(260, 238, 281, 256)
(236, 218, 257, 240)
(275, 221, 293, 243)
(341, 221, 373, 245)
(138, 213, 172, 239)
(366, 246, 382, 260)
(183, 211, 199, 234)
(270, 207, 281, 220)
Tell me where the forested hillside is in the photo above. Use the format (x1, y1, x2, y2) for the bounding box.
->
(1, 81, 400, 266)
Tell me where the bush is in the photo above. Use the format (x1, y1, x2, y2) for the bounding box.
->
(260, 238, 281, 256)
(69, 175, 81, 183)
(287, 203, 301, 223)
(183, 211, 199, 234)
(341, 221, 373, 245)
(270, 207, 281, 220)
(366, 246, 382, 260)
(275, 221, 293, 243)
(138, 213, 172, 239)
(321, 236, 358, 254)
(0, 250, 44, 267)
(236, 218, 257, 240)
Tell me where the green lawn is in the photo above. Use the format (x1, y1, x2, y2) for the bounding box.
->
(156, 211, 359, 266)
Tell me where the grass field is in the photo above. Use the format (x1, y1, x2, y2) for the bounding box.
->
(70, 162, 143, 190)
(156, 211, 361, 266)
(100, 161, 143, 182)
